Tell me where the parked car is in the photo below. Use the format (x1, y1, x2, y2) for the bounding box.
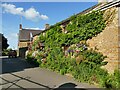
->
(8, 50, 17, 58)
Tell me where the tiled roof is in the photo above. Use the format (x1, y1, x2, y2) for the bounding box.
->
(19, 29, 42, 41)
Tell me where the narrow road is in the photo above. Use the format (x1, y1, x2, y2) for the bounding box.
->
(0, 56, 100, 90)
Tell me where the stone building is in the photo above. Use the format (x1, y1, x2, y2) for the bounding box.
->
(18, 24, 42, 58)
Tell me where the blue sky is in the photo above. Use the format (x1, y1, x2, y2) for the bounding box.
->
(1, 2, 98, 49)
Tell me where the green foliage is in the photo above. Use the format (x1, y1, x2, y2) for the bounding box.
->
(25, 10, 120, 89)
(97, 69, 120, 89)
(26, 51, 39, 66)
(113, 70, 120, 88)
(66, 11, 105, 42)
(0, 33, 9, 51)
(42, 11, 105, 48)
(82, 50, 107, 66)
(2, 48, 12, 56)
(39, 34, 46, 43)
(25, 51, 33, 62)
(72, 61, 108, 83)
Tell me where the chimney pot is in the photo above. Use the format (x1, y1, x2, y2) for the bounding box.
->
(20, 24, 22, 30)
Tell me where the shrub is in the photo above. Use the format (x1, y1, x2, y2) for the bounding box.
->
(2, 48, 12, 56)
(82, 49, 107, 66)
(26, 51, 39, 66)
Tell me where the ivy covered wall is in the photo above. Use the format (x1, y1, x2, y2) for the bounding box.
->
(26, 8, 120, 88)
(38, 11, 105, 48)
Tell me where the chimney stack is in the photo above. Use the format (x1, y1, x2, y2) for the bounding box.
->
(98, 0, 107, 3)
(19, 24, 22, 30)
(45, 24, 50, 30)
(98, 0, 108, 6)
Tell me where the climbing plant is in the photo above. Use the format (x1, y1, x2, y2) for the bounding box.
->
(39, 11, 106, 48)
(26, 10, 120, 89)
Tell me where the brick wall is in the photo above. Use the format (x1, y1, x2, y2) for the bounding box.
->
(86, 7, 119, 73)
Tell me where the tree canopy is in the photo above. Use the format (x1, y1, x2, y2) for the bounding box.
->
(0, 33, 9, 50)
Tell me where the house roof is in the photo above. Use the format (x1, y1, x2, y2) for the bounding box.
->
(19, 29, 42, 41)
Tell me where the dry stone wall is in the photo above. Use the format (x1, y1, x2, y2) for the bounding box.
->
(86, 7, 119, 73)
(118, 6, 120, 70)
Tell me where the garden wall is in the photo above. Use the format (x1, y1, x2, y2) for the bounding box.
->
(86, 7, 119, 73)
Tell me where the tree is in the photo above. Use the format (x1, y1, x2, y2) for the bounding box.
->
(0, 33, 9, 51)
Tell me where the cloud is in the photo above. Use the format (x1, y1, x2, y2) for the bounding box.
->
(1, 3, 49, 22)
(40, 14, 49, 20)
(1, 3, 23, 15)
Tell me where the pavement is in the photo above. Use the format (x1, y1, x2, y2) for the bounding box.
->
(0, 56, 102, 90)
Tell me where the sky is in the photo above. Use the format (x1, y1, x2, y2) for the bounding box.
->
(1, 1, 98, 50)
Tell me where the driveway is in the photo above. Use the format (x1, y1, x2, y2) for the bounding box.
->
(0, 56, 101, 90)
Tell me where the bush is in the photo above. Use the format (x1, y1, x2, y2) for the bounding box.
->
(26, 51, 39, 66)
(95, 69, 120, 89)
(2, 48, 12, 56)
(82, 49, 107, 66)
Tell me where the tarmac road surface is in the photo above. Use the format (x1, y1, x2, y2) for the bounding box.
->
(0, 56, 102, 90)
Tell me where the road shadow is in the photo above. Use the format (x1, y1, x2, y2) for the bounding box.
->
(1, 73, 51, 90)
(1, 57, 38, 74)
(54, 83, 87, 90)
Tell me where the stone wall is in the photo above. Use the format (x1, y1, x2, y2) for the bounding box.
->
(118, 6, 120, 70)
(18, 42, 29, 48)
(33, 35, 39, 42)
(86, 7, 119, 73)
